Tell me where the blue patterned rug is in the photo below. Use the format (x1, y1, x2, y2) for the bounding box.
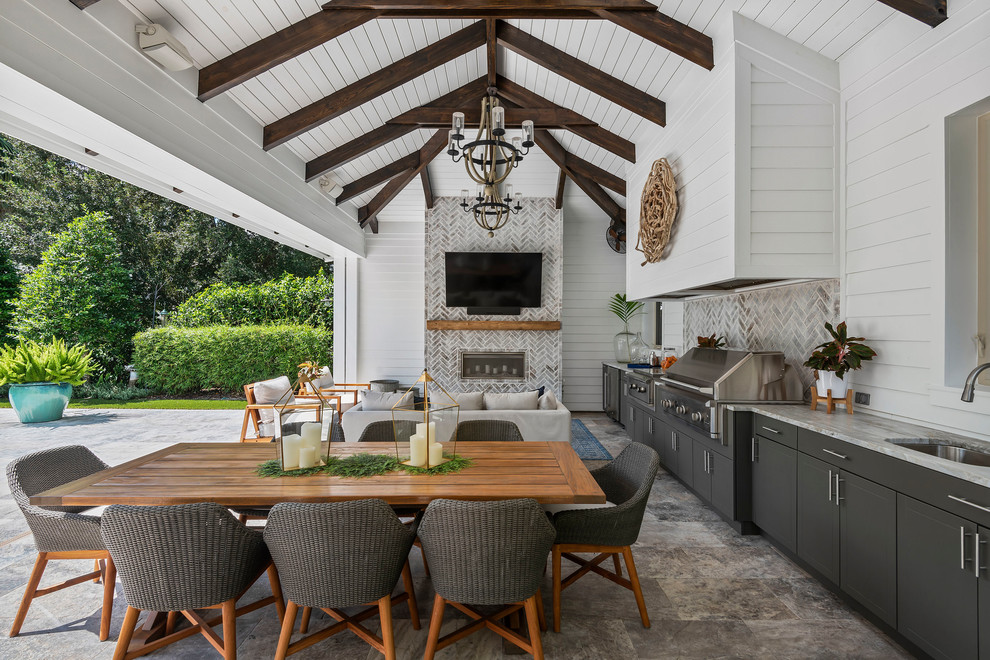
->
(571, 419, 613, 461)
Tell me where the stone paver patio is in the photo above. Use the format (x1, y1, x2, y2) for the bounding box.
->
(0, 408, 910, 658)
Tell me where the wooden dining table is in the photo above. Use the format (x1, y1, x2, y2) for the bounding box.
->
(30, 441, 606, 508)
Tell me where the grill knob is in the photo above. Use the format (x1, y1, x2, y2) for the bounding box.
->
(661, 399, 673, 409)
(691, 412, 704, 423)
(638, 386, 647, 393)
(675, 405, 687, 415)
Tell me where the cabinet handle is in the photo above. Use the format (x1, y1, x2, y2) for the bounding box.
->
(672, 432, 679, 452)
(834, 473, 843, 506)
(962, 526, 969, 570)
(822, 448, 848, 460)
(704, 451, 710, 474)
(948, 495, 990, 514)
(648, 418, 653, 434)
(828, 469, 833, 503)
(751, 437, 758, 462)
(760, 425, 781, 435)
(975, 532, 984, 578)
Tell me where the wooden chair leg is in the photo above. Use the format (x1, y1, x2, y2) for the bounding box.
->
(100, 555, 117, 641)
(238, 514, 248, 524)
(401, 560, 420, 630)
(613, 553, 623, 577)
(166, 610, 178, 635)
(299, 606, 311, 633)
(423, 593, 445, 660)
(551, 546, 562, 633)
(274, 601, 298, 660)
(622, 546, 650, 629)
(113, 606, 141, 660)
(378, 594, 396, 660)
(524, 595, 544, 660)
(94, 558, 103, 583)
(535, 588, 547, 632)
(267, 564, 286, 623)
(10, 552, 48, 637)
(221, 598, 237, 660)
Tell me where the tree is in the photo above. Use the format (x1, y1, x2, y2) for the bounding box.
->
(13, 212, 141, 378)
(0, 134, 327, 326)
(0, 240, 17, 343)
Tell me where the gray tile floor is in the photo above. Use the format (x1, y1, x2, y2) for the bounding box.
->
(0, 409, 912, 658)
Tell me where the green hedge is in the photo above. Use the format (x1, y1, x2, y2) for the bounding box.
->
(170, 271, 331, 330)
(132, 324, 331, 394)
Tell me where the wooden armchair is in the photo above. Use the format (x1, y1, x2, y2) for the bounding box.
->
(296, 381, 369, 413)
(239, 382, 323, 443)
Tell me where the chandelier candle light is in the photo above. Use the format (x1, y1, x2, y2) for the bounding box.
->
(448, 92, 534, 236)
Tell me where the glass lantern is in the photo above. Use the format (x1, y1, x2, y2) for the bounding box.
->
(392, 370, 459, 468)
(273, 362, 339, 470)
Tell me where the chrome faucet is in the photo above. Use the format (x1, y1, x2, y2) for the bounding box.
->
(961, 362, 990, 402)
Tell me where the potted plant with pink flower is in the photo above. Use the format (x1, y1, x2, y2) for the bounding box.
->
(803, 321, 877, 399)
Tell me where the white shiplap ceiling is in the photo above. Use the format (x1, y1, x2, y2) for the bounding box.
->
(117, 0, 903, 220)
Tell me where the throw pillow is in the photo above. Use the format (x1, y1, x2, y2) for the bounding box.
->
(538, 390, 558, 410)
(362, 390, 414, 411)
(484, 391, 539, 411)
(304, 366, 334, 394)
(452, 391, 484, 411)
(252, 375, 294, 434)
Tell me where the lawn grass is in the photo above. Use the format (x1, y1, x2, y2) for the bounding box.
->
(0, 399, 246, 410)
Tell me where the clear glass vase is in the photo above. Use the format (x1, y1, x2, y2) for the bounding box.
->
(613, 324, 635, 363)
(629, 332, 651, 364)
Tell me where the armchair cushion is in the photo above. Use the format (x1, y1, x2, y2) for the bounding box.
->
(304, 367, 334, 394)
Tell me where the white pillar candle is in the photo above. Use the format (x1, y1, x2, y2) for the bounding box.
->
(282, 434, 302, 469)
(301, 422, 323, 458)
(429, 442, 444, 466)
(298, 446, 317, 469)
(409, 434, 428, 467)
(416, 422, 427, 438)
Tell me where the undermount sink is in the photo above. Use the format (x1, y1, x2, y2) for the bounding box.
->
(887, 438, 990, 468)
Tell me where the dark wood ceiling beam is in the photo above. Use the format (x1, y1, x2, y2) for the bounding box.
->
(486, 18, 498, 88)
(495, 77, 635, 162)
(324, 0, 658, 11)
(198, 9, 379, 101)
(421, 167, 435, 209)
(359, 129, 449, 231)
(496, 22, 665, 126)
(555, 169, 566, 210)
(336, 152, 419, 204)
(386, 107, 595, 127)
(305, 77, 487, 181)
(265, 21, 486, 149)
(69, 0, 101, 8)
(566, 155, 625, 195)
(595, 8, 714, 70)
(534, 129, 622, 221)
(875, 0, 947, 27)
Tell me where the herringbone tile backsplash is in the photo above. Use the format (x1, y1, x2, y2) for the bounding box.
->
(683, 279, 841, 397)
(425, 197, 563, 396)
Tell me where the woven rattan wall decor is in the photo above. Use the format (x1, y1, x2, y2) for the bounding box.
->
(635, 158, 679, 266)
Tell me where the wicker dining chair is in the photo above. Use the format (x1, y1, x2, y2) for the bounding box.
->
(6, 445, 116, 641)
(101, 502, 284, 660)
(357, 419, 417, 443)
(550, 442, 660, 632)
(263, 500, 419, 660)
(418, 498, 555, 660)
(456, 419, 524, 442)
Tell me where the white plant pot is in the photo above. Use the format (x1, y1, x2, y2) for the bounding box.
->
(815, 372, 848, 398)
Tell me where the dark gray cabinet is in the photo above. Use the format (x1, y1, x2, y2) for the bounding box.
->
(898, 494, 978, 660)
(751, 434, 796, 552)
(693, 442, 733, 519)
(602, 364, 621, 422)
(669, 426, 694, 488)
(979, 524, 990, 660)
(840, 470, 897, 626)
(797, 452, 840, 582)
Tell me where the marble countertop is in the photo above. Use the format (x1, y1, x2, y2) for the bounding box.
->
(726, 403, 990, 489)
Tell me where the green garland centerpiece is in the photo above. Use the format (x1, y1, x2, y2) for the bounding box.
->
(256, 453, 472, 478)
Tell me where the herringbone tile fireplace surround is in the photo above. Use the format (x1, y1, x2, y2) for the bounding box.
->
(425, 197, 563, 396)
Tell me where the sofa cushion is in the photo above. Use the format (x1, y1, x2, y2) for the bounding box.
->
(362, 390, 414, 411)
(452, 391, 484, 411)
(484, 391, 539, 411)
(538, 390, 558, 411)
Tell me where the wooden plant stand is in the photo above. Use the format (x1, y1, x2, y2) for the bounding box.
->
(810, 388, 854, 415)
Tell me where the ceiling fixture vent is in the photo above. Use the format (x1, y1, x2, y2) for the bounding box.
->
(136, 24, 194, 71)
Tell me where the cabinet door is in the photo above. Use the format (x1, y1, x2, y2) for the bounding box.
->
(692, 444, 711, 502)
(651, 417, 670, 468)
(898, 494, 978, 660)
(671, 428, 694, 488)
(840, 471, 897, 627)
(797, 453, 840, 583)
(980, 525, 990, 660)
(709, 450, 733, 520)
(751, 436, 796, 552)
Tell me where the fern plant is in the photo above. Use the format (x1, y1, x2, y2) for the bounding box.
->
(608, 293, 645, 327)
(0, 338, 94, 386)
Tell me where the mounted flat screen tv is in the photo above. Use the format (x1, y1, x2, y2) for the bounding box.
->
(445, 252, 543, 313)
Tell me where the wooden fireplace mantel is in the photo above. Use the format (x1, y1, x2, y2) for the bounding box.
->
(426, 320, 561, 331)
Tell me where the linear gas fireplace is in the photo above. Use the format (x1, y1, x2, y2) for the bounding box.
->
(460, 351, 526, 380)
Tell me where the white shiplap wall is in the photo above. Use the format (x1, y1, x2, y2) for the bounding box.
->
(839, 0, 990, 439)
(561, 190, 628, 411)
(355, 222, 426, 384)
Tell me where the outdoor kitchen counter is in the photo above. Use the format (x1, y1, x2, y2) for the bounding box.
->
(725, 403, 990, 489)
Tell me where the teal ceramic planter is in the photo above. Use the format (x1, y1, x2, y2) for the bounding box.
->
(8, 382, 73, 423)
